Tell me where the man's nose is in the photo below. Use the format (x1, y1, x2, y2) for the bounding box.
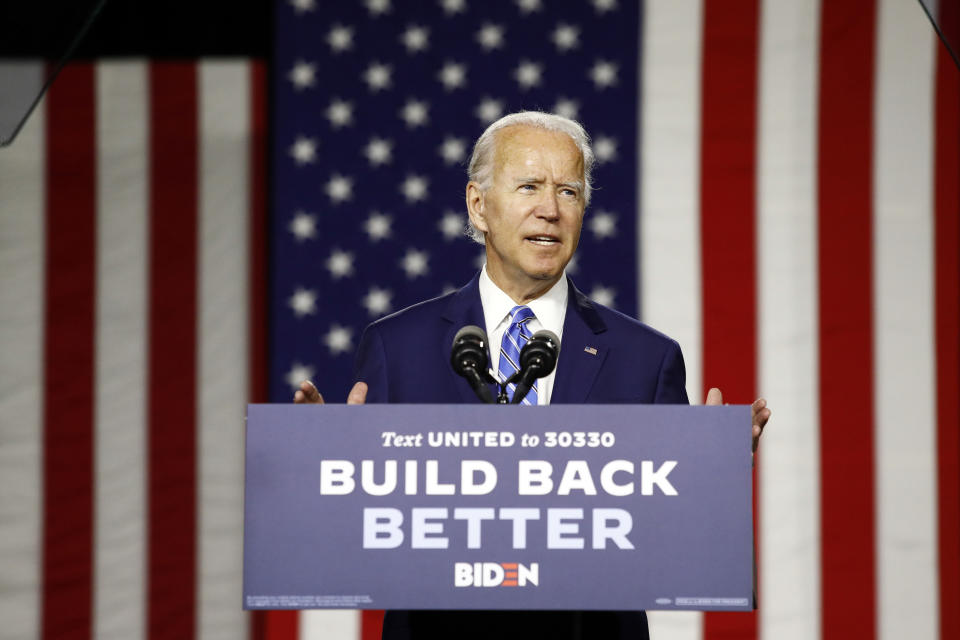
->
(537, 191, 560, 220)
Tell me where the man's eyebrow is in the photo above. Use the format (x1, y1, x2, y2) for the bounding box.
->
(511, 177, 583, 190)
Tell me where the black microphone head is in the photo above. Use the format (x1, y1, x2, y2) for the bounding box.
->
(453, 324, 487, 346)
(451, 325, 489, 376)
(519, 329, 560, 377)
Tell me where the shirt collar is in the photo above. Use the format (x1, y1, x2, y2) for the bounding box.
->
(478, 264, 568, 337)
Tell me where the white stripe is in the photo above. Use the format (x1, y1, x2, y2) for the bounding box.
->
(300, 610, 360, 640)
(197, 59, 252, 640)
(872, 1, 938, 637)
(505, 330, 524, 356)
(640, 2, 704, 637)
(0, 61, 45, 640)
(94, 60, 149, 640)
(500, 348, 520, 374)
(640, 0, 704, 407)
(755, 1, 822, 638)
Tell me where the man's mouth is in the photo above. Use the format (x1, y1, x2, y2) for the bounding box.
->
(526, 235, 560, 246)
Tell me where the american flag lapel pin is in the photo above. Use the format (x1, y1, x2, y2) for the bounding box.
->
(583, 346, 598, 356)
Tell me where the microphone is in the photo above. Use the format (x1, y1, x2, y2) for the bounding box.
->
(450, 325, 497, 404)
(510, 330, 560, 404)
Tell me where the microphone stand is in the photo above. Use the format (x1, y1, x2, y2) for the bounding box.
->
(496, 368, 533, 404)
(495, 378, 511, 404)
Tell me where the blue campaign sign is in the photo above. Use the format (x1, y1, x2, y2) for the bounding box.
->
(243, 404, 754, 612)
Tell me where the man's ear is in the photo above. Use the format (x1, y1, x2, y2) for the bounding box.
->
(465, 181, 488, 233)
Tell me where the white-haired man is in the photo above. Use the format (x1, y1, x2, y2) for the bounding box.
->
(296, 111, 770, 639)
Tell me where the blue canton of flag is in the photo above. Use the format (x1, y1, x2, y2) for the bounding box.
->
(270, 0, 639, 402)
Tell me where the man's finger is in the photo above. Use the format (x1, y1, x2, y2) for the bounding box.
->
(753, 407, 771, 430)
(751, 398, 770, 427)
(347, 381, 368, 405)
(756, 407, 771, 425)
(705, 387, 723, 405)
(294, 380, 324, 404)
(751, 398, 771, 452)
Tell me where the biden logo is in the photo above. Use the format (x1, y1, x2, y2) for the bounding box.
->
(454, 562, 539, 587)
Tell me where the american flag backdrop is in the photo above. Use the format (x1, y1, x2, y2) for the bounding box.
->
(270, 0, 642, 406)
(0, 2, 958, 640)
(0, 58, 268, 640)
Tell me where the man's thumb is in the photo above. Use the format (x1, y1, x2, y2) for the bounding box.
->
(347, 381, 368, 405)
(705, 387, 723, 405)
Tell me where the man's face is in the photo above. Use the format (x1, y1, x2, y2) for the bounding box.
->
(466, 125, 586, 301)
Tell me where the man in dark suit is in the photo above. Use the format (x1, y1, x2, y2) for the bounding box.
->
(351, 271, 688, 408)
(296, 111, 770, 639)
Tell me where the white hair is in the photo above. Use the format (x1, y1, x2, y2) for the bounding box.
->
(465, 111, 595, 244)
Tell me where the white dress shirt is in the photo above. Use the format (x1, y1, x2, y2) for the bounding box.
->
(477, 265, 568, 405)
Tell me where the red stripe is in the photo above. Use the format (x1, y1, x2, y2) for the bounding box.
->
(249, 59, 268, 407)
(361, 610, 385, 640)
(699, 0, 759, 637)
(817, 1, 877, 637)
(148, 61, 199, 640)
(934, 4, 960, 638)
(253, 611, 298, 640)
(42, 62, 96, 640)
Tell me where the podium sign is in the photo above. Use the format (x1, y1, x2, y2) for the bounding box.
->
(243, 404, 754, 612)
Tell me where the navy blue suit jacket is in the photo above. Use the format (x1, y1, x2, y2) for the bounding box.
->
(355, 274, 688, 407)
(352, 274, 689, 640)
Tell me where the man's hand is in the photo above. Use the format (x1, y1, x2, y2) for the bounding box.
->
(704, 387, 771, 453)
(293, 380, 368, 405)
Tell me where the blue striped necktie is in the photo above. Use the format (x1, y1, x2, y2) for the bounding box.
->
(498, 305, 538, 405)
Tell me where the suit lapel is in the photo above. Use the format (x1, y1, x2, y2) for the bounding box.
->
(552, 280, 608, 404)
(442, 275, 607, 404)
(441, 274, 493, 404)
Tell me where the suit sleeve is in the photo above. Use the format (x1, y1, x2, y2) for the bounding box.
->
(353, 323, 388, 404)
(654, 340, 690, 405)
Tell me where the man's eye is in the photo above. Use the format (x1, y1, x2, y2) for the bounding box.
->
(519, 184, 536, 191)
(560, 188, 577, 197)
